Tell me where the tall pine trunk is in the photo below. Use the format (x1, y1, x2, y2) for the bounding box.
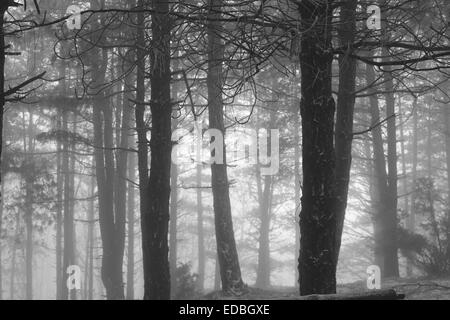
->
(334, 0, 358, 264)
(142, 0, 172, 300)
(0, 5, 4, 301)
(298, 0, 336, 295)
(207, 0, 245, 295)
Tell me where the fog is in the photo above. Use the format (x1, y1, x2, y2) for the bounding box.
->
(0, 0, 449, 301)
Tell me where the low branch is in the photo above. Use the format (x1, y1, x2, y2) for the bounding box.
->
(2, 71, 46, 98)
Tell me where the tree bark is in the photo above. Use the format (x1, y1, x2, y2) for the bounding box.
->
(334, 0, 358, 265)
(298, 0, 336, 295)
(0, 176, 3, 299)
(207, 0, 245, 295)
(0, 6, 4, 301)
(142, 0, 172, 300)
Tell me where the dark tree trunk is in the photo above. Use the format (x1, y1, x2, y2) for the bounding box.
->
(142, 0, 172, 300)
(334, 0, 358, 264)
(112, 96, 129, 300)
(0, 178, 3, 299)
(207, 0, 245, 295)
(0, 5, 4, 301)
(298, 0, 337, 296)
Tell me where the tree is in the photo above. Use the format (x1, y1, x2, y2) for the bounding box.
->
(207, 0, 246, 295)
(298, 0, 337, 295)
(142, 0, 172, 300)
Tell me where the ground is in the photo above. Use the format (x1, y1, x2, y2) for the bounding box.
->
(205, 278, 450, 300)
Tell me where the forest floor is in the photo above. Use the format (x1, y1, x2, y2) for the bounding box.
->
(206, 278, 450, 300)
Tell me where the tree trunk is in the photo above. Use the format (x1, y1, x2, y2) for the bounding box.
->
(126, 151, 136, 300)
(399, 103, 411, 275)
(88, 0, 126, 298)
(169, 160, 178, 297)
(24, 110, 34, 300)
(255, 168, 272, 289)
(408, 98, 418, 273)
(207, 0, 245, 295)
(196, 164, 205, 292)
(383, 65, 400, 278)
(0, 12, 6, 298)
(366, 62, 399, 278)
(87, 166, 95, 300)
(55, 109, 63, 299)
(426, 107, 441, 250)
(135, 0, 149, 237)
(298, 0, 336, 295)
(214, 254, 220, 291)
(334, 0, 358, 264)
(442, 102, 450, 253)
(0, 177, 3, 299)
(9, 210, 20, 299)
(142, 0, 172, 300)
(62, 107, 75, 300)
(294, 108, 300, 288)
